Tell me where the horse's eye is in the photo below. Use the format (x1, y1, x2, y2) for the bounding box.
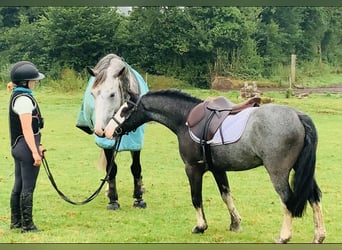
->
(110, 93, 115, 98)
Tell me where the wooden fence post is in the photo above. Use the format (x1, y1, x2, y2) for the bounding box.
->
(290, 54, 296, 89)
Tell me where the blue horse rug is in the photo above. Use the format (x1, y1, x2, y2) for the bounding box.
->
(76, 65, 149, 151)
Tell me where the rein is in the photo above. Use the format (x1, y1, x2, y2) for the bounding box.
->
(42, 135, 122, 205)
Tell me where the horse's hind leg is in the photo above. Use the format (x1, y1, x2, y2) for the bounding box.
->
(104, 149, 120, 210)
(275, 202, 293, 243)
(310, 180, 326, 243)
(212, 171, 241, 232)
(130, 151, 146, 208)
(310, 201, 326, 243)
(267, 169, 293, 243)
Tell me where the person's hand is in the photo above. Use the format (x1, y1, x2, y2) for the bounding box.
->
(32, 151, 42, 167)
(39, 144, 46, 158)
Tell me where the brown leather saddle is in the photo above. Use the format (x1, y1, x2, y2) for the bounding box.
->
(186, 95, 260, 169)
(187, 96, 261, 141)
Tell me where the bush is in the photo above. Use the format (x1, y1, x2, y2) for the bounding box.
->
(45, 68, 86, 92)
(0, 63, 11, 86)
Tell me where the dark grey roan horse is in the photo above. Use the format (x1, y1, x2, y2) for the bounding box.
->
(86, 54, 147, 210)
(93, 89, 326, 243)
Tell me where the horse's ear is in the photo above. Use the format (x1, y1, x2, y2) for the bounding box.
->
(86, 66, 96, 76)
(117, 66, 126, 77)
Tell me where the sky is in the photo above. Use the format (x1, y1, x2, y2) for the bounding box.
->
(117, 6, 132, 15)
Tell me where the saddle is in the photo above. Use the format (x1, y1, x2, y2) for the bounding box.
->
(186, 95, 260, 169)
(187, 96, 261, 141)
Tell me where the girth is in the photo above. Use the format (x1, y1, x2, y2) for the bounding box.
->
(187, 96, 261, 169)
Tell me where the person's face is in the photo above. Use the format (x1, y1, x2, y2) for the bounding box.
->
(28, 80, 38, 89)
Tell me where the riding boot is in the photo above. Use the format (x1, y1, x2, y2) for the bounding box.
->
(20, 192, 39, 233)
(10, 191, 22, 229)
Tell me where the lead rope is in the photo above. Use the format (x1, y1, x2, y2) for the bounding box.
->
(42, 135, 122, 205)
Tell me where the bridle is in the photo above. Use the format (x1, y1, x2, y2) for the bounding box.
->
(109, 94, 142, 137)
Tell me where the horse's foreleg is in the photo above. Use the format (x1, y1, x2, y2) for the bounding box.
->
(106, 178, 120, 210)
(104, 149, 120, 210)
(310, 201, 326, 243)
(193, 207, 207, 233)
(212, 171, 241, 232)
(185, 164, 207, 233)
(130, 151, 146, 208)
(275, 202, 292, 243)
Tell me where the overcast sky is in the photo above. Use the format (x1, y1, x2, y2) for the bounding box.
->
(117, 6, 132, 15)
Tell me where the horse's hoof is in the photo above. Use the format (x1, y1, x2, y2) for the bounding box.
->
(133, 199, 147, 208)
(192, 226, 206, 234)
(275, 237, 290, 244)
(230, 223, 242, 232)
(313, 235, 325, 243)
(107, 202, 120, 210)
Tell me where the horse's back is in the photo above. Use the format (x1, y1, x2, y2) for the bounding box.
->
(248, 104, 305, 163)
(211, 104, 306, 171)
(249, 103, 305, 145)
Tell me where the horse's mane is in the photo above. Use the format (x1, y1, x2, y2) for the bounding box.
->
(92, 53, 123, 88)
(145, 89, 202, 104)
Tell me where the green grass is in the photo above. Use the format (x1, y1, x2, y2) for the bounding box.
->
(0, 87, 341, 243)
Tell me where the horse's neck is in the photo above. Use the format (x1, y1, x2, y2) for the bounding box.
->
(142, 94, 197, 134)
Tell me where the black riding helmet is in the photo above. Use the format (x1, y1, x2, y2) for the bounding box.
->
(10, 61, 45, 84)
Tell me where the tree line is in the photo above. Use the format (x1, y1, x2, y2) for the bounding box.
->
(1, 6, 342, 88)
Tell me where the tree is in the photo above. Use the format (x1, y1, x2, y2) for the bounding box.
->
(2, 6, 342, 87)
(0, 7, 21, 27)
(0, 7, 48, 69)
(40, 7, 124, 75)
(298, 7, 328, 62)
(323, 8, 342, 65)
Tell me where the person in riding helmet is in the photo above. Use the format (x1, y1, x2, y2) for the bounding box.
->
(8, 61, 46, 232)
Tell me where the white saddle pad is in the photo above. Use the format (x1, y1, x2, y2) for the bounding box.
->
(189, 107, 257, 145)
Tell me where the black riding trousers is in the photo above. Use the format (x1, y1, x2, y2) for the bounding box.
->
(11, 135, 41, 193)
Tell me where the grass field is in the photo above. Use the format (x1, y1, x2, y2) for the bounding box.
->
(0, 87, 341, 243)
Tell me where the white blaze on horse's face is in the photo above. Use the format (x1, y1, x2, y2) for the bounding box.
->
(104, 102, 128, 139)
(92, 58, 126, 137)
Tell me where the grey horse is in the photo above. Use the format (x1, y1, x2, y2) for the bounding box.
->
(92, 89, 326, 243)
(83, 53, 148, 209)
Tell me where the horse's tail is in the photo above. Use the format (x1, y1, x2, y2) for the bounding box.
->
(286, 113, 322, 218)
